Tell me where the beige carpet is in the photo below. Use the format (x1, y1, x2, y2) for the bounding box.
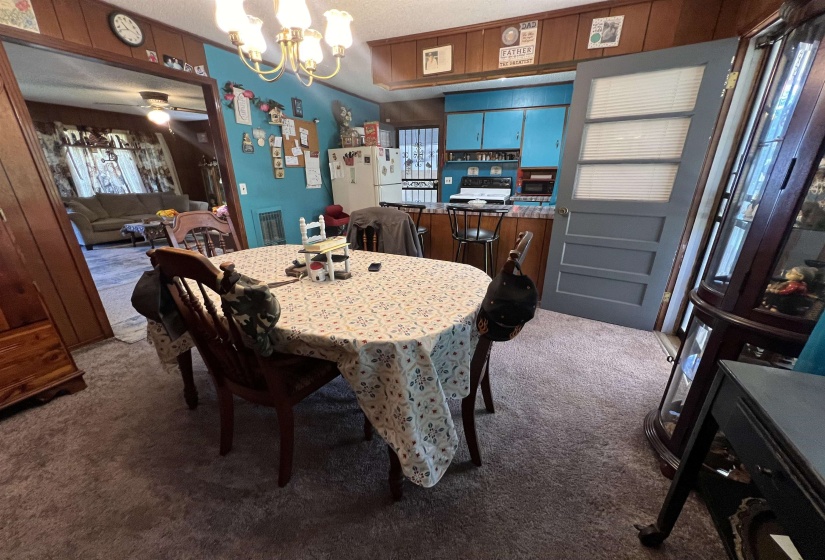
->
(0, 310, 725, 559)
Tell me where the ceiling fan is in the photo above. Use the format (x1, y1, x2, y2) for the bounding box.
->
(95, 91, 206, 124)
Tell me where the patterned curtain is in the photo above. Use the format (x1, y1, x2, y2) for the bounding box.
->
(33, 121, 181, 197)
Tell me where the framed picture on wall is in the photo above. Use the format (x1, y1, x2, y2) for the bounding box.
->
(292, 97, 303, 118)
(422, 45, 452, 75)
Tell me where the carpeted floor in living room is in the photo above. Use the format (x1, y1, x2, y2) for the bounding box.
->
(0, 310, 725, 559)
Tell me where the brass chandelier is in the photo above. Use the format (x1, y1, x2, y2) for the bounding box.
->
(215, 0, 353, 86)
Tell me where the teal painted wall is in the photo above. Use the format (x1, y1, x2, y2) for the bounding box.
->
(204, 45, 379, 245)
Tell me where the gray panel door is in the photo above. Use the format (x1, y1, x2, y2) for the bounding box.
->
(541, 39, 738, 330)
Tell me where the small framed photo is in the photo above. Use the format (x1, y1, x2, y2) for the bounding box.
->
(163, 54, 184, 70)
(422, 45, 453, 75)
(183, 63, 194, 73)
(146, 50, 158, 63)
(275, 168, 285, 179)
(292, 97, 303, 118)
(194, 65, 208, 76)
(272, 147, 282, 157)
(588, 16, 624, 49)
(273, 158, 283, 168)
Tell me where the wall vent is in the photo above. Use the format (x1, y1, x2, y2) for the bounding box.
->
(256, 207, 286, 246)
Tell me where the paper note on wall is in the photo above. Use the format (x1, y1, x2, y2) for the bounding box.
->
(282, 119, 296, 137)
(305, 151, 322, 189)
(299, 128, 309, 148)
(285, 155, 299, 166)
(272, 136, 283, 147)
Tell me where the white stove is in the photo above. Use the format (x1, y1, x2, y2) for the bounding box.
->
(449, 177, 513, 204)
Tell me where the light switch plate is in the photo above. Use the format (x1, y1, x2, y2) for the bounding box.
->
(239, 182, 248, 195)
(444, 177, 452, 185)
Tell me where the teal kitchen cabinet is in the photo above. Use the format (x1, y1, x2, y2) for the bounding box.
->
(481, 110, 524, 149)
(521, 107, 566, 168)
(446, 113, 484, 150)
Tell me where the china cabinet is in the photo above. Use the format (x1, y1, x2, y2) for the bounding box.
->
(646, 9, 825, 472)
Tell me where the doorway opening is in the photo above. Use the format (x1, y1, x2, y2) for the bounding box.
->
(4, 41, 226, 343)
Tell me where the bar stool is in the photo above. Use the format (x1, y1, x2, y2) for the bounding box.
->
(380, 202, 428, 256)
(446, 205, 509, 276)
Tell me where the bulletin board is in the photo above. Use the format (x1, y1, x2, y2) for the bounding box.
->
(280, 117, 319, 168)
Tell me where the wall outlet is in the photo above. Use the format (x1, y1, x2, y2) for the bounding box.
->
(444, 177, 452, 185)
(239, 182, 248, 195)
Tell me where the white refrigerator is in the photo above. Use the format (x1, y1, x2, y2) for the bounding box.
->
(328, 147, 403, 213)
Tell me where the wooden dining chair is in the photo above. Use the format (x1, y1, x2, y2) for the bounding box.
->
(165, 211, 238, 257)
(354, 226, 380, 252)
(463, 231, 533, 467)
(151, 246, 344, 487)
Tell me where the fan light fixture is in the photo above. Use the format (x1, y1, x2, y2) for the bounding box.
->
(147, 108, 171, 125)
(214, 0, 353, 86)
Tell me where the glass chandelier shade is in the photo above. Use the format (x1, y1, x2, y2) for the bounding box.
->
(215, 0, 352, 85)
(215, 0, 247, 33)
(324, 10, 353, 48)
(276, 0, 311, 30)
(299, 29, 324, 64)
(240, 16, 267, 55)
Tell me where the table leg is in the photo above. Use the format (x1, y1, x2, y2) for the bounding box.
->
(177, 349, 198, 410)
(636, 379, 722, 546)
(388, 445, 404, 501)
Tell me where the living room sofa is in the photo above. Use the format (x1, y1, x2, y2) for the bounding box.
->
(62, 192, 209, 249)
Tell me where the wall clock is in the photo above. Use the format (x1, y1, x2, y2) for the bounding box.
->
(109, 12, 145, 47)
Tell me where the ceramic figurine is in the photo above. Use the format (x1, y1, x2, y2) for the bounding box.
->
(241, 132, 254, 153)
(763, 266, 818, 315)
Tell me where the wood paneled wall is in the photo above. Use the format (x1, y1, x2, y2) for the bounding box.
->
(28, 0, 208, 71)
(26, 102, 216, 203)
(369, 0, 783, 90)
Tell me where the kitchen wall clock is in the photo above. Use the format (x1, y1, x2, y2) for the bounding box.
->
(109, 12, 145, 47)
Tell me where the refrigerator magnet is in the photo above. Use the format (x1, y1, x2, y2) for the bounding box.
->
(364, 156, 371, 164)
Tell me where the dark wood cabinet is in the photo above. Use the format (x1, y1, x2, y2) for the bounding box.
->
(0, 215, 84, 410)
(646, 10, 825, 471)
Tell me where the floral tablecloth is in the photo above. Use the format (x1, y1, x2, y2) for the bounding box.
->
(206, 245, 491, 487)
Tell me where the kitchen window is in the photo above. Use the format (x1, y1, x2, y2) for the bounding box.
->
(398, 127, 439, 202)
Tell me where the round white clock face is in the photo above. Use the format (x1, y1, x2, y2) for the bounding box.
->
(110, 13, 144, 47)
(502, 26, 519, 46)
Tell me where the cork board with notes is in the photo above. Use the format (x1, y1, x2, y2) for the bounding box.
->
(280, 117, 319, 168)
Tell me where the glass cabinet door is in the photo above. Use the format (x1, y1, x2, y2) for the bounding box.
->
(758, 156, 825, 321)
(705, 22, 824, 293)
(660, 318, 713, 436)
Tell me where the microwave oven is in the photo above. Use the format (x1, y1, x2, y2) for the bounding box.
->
(520, 179, 554, 196)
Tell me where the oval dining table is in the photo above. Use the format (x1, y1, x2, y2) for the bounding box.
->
(203, 244, 492, 493)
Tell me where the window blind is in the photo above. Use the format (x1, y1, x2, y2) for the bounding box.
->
(580, 118, 691, 161)
(573, 164, 679, 202)
(587, 66, 706, 119)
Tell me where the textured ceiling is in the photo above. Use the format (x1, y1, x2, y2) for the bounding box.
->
(101, 0, 599, 101)
(4, 42, 207, 120)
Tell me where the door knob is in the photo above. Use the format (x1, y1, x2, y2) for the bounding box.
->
(557, 207, 569, 216)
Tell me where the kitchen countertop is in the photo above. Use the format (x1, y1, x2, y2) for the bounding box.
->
(415, 202, 555, 219)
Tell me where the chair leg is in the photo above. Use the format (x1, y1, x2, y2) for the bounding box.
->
(177, 349, 198, 410)
(363, 413, 373, 441)
(275, 406, 295, 487)
(216, 387, 234, 456)
(388, 445, 404, 500)
(454, 241, 462, 263)
(483, 242, 491, 276)
(480, 351, 495, 413)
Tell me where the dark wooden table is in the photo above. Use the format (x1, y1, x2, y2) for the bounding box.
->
(120, 221, 168, 249)
(636, 361, 825, 558)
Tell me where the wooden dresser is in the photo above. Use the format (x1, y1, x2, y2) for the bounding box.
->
(0, 213, 84, 410)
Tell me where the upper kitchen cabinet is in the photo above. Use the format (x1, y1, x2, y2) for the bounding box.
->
(446, 112, 484, 150)
(521, 107, 566, 168)
(482, 110, 524, 149)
